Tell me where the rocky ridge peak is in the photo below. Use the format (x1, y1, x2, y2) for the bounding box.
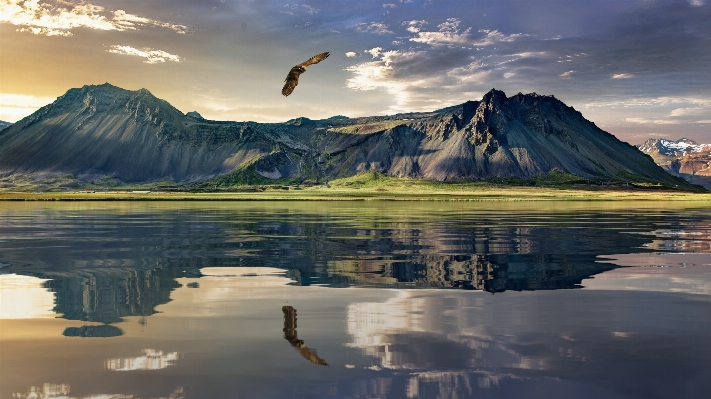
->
(0, 83, 697, 190)
(186, 111, 205, 120)
(639, 138, 710, 157)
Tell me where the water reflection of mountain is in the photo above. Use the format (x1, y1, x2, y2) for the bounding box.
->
(221, 220, 656, 289)
(315, 254, 617, 291)
(37, 266, 193, 324)
(2, 205, 702, 327)
(63, 324, 123, 337)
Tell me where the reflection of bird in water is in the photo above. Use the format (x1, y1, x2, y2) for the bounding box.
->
(282, 306, 328, 366)
(281, 52, 330, 97)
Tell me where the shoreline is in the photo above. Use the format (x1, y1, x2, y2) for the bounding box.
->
(1, 187, 710, 202)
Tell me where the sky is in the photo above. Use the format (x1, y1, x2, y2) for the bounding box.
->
(0, 0, 710, 144)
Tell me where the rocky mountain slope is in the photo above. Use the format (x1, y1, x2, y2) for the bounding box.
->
(0, 120, 12, 131)
(638, 138, 711, 189)
(0, 83, 694, 189)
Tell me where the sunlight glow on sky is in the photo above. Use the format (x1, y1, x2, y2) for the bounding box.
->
(1, 0, 710, 143)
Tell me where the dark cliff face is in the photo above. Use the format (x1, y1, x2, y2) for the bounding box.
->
(0, 84, 691, 188)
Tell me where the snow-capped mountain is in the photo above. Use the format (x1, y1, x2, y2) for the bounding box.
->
(638, 138, 711, 157)
(638, 138, 711, 189)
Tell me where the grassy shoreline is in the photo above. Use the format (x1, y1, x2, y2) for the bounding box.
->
(1, 185, 710, 202)
(2, 171, 708, 202)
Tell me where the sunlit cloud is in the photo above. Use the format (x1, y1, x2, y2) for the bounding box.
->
(410, 18, 525, 47)
(108, 45, 181, 64)
(669, 107, 708, 117)
(0, 0, 192, 37)
(345, 51, 358, 58)
(626, 117, 678, 125)
(344, 38, 549, 113)
(0, 93, 56, 122)
(345, 48, 454, 113)
(403, 19, 426, 33)
(365, 47, 383, 59)
(611, 73, 635, 79)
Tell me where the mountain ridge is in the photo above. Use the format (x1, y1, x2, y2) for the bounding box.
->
(0, 83, 696, 190)
(638, 138, 711, 189)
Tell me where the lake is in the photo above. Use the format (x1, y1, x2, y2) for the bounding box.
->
(1, 201, 710, 399)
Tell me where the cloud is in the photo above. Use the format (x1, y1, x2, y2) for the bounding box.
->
(345, 49, 424, 112)
(284, 3, 319, 15)
(626, 117, 678, 125)
(669, 107, 708, 117)
(409, 18, 526, 47)
(560, 70, 575, 79)
(403, 19, 426, 33)
(383, 3, 396, 8)
(354, 21, 393, 35)
(108, 45, 181, 64)
(111, 10, 192, 34)
(581, 97, 711, 109)
(344, 46, 484, 113)
(0, 0, 192, 36)
(365, 47, 383, 59)
(611, 73, 634, 79)
(689, 0, 705, 6)
(345, 51, 358, 58)
(696, 120, 711, 124)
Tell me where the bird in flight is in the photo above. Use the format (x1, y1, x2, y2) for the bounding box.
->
(282, 52, 330, 97)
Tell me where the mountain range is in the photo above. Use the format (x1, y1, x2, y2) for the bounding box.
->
(638, 138, 711, 189)
(0, 120, 12, 131)
(0, 83, 695, 190)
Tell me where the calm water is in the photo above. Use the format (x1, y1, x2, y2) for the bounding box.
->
(1, 201, 710, 399)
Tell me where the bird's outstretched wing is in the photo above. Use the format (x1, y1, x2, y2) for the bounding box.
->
(282, 68, 301, 96)
(297, 52, 330, 67)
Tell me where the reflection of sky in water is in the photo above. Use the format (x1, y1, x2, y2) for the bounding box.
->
(0, 274, 55, 319)
(105, 349, 179, 371)
(594, 253, 711, 294)
(2, 266, 711, 398)
(12, 384, 184, 399)
(1, 203, 711, 398)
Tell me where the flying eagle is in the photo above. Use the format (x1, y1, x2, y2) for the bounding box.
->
(282, 52, 330, 97)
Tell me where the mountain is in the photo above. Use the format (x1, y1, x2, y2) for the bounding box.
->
(638, 138, 711, 189)
(0, 120, 12, 131)
(0, 83, 695, 189)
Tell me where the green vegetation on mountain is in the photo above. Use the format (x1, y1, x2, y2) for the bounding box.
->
(0, 83, 701, 193)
